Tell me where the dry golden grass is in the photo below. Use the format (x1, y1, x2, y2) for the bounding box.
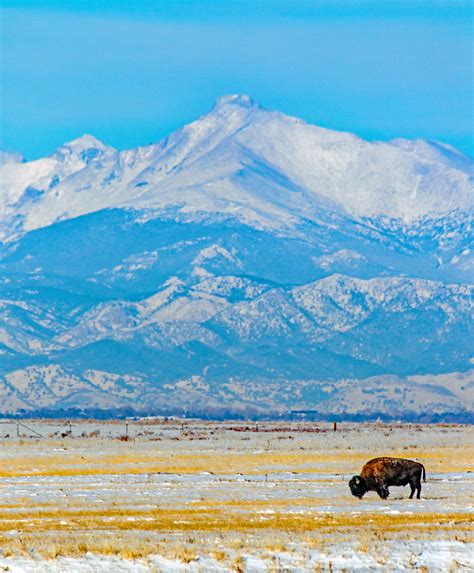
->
(1, 445, 471, 478)
(0, 505, 471, 534)
(0, 525, 471, 562)
(0, 532, 169, 560)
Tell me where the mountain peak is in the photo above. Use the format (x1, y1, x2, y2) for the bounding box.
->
(0, 96, 472, 243)
(59, 134, 110, 152)
(213, 94, 260, 110)
(53, 134, 115, 165)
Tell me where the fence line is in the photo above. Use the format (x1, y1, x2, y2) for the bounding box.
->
(0, 419, 341, 439)
(17, 421, 45, 438)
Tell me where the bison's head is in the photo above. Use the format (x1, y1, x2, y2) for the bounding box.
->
(349, 475, 367, 498)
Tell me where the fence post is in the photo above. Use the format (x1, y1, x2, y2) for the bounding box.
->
(125, 421, 129, 437)
(17, 421, 20, 438)
(333, 421, 337, 432)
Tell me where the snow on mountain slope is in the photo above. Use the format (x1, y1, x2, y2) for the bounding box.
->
(319, 371, 474, 418)
(1, 265, 472, 417)
(1, 273, 471, 369)
(2, 365, 473, 419)
(0, 95, 472, 240)
(212, 275, 473, 356)
(0, 365, 151, 414)
(389, 138, 472, 173)
(0, 151, 24, 166)
(0, 136, 113, 209)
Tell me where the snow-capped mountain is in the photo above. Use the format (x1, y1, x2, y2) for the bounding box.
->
(0, 96, 472, 419)
(1, 94, 472, 238)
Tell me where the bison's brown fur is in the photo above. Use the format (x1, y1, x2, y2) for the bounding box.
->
(349, 457, 426, 500)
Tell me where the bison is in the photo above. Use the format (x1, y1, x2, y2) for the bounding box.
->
(349, 457, 426, 500)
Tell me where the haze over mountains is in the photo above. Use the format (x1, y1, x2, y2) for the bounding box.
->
(0, 95, 472, 419)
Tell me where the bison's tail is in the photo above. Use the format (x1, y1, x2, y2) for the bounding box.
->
(421, 464, 426, 482)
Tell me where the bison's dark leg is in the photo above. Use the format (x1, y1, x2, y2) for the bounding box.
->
(414, 468, 423, 499)
(376, 485, 389, 499)
(409, 475, 422, 499)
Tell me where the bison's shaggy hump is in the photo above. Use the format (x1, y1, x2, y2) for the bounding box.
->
(349, 456, 426, 500)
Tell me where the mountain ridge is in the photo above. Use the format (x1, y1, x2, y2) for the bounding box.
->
(1, 94, 472, 242)
(0, 95, 472, 418)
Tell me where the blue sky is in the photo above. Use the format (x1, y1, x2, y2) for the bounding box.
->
(1, 1, 472, 159)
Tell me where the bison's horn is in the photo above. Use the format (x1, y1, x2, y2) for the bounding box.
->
(354, 476, 360, 483)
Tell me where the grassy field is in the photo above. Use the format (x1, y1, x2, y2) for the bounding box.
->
(0, 420, 472, 571)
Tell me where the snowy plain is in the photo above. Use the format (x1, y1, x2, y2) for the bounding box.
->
(0, 420, 472, 571)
